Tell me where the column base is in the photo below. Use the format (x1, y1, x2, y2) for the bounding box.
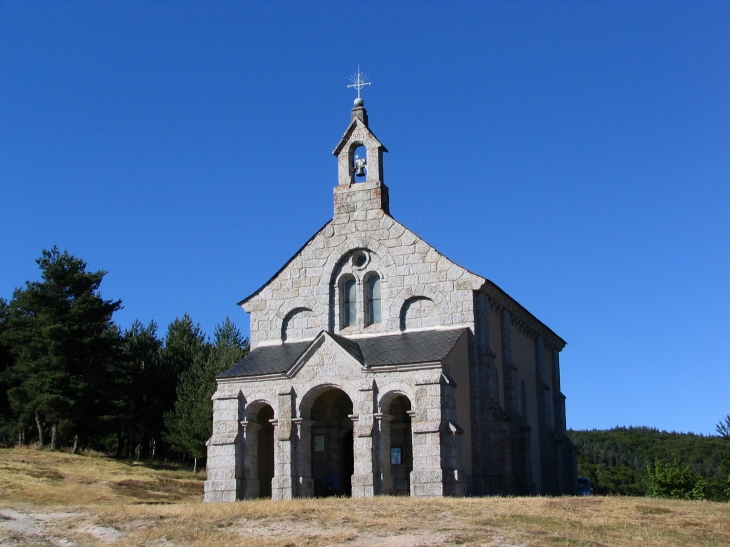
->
(351, 473, 375, 497)
(409, 470, 467, 497)
(204, 479, 243, 502)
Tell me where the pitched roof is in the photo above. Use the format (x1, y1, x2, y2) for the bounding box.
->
(217, 327, 467, 379)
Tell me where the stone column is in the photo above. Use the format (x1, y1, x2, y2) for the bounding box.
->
(411, 376, 446, 497)
(240, 420, 262, 499)
(293, 418, 315, 497)
(351, 381, 376, 497)
(204, 392, 243, 502)
(271, 389, 296, 500)
(374, 413, 394, 495)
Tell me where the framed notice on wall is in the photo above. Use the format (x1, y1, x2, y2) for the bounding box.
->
(390, 447, 402, 466)
(314, 435, 325, 452)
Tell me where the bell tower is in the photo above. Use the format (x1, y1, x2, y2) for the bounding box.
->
(332, 68, 389, 218)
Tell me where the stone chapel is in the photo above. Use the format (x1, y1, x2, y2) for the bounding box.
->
(204, 97, 577, 502)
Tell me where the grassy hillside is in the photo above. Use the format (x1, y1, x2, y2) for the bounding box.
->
(1, 447, 730, 547)
(0, 446, 204, 505)
(569, 427, 730, 499)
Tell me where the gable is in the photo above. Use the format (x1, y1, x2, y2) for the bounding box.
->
(239, 210, 485, 348)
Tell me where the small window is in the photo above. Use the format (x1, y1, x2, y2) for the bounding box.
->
(366, 274, 381, 325)
(342, 277, 357, 328)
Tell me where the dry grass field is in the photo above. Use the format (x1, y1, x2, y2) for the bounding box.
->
(1, 447, 729, 547)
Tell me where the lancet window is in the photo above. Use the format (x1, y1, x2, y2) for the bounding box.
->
(366, 273, 381, 325)
(341, 276, 357, 329)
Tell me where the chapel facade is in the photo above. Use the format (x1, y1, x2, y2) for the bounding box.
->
(204, 99, 577, 501)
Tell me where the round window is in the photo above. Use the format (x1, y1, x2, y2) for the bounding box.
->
(352, 251, 369, 269)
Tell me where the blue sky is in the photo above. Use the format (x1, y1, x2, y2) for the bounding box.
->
(1, 1, 728, 435)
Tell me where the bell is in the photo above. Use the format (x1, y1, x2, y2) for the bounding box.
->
(354, 155, 367, 177)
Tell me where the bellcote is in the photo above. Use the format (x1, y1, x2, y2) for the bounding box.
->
(332, 103, 389, 218)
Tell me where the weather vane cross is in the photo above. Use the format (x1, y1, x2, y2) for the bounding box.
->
(348, 65, 371, 105)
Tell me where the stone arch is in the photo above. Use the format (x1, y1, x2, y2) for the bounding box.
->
(275, 298, 328, 340)
(400, 297, 437, 331)
(298, 383, 356, 420)
(320, 236, 395, 290)
(336, 124, 385, 186)
(377, 383, 417, 413)
(298, 383, 356, 497)
(240, 396, 277, 499)
(389, 284, 450, 331)
(244, 395, 277, 420)
(281, 307, 320, 342)
(377, 385, 415, 496)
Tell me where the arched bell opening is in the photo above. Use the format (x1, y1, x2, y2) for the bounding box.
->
(256, 404, 275, 498)
(386, 395, 413, 496)
(309, 388, 354, 497)
(352, 144, 367, 183)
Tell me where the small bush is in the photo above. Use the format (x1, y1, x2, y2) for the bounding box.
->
(646, 459, 706, 500)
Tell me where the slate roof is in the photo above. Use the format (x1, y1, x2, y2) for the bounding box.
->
(218, 328, 467, 379)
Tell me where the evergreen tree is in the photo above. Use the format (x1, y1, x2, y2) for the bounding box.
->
(716, 415, 730, 439)
(0, 247, 122, 450)
(164, 317, 247, 472)
(115, 320, 163, 458)
(0, 298, 17, 444)
(158, 314, 209, 462)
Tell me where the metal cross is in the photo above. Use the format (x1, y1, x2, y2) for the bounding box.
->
(347, 65, 371, 99)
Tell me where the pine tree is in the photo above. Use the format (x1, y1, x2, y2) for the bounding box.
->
(0, 247, 122, 450)
(164, 317, 247, 472)
(116, 320, 163, 458)
(0, 298, 17, 444)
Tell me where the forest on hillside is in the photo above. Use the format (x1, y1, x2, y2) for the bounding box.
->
(569, 427, 730, 501)
(0, 247, 249, 471)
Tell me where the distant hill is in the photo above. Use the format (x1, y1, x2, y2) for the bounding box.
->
(568, 427, 729, 499)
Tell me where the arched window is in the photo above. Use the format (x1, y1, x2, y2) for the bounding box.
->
(521, 381, 527, 418)
(366, 274, 381, 325)
(342, 277, 357, 328)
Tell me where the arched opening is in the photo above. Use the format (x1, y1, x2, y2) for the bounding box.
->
(352, 144, 367, 182)
(386, 395, 413, 496)
(309, 388, 354, 496)
(365, 273, 381, 326)
(257, 405, 275, 498)
(340, 275, 357, 329)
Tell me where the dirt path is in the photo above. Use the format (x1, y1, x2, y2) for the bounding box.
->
(0, 506, 526, 547)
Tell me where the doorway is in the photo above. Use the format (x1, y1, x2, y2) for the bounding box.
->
(309, 388, 354, 496)
(256, 404, 275, 498)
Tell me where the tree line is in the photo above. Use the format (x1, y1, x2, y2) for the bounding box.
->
(569, 425, 730, 501)
(0, 247, 248, 471)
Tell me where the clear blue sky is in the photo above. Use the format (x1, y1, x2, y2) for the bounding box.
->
(1, 1, 728, 435)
